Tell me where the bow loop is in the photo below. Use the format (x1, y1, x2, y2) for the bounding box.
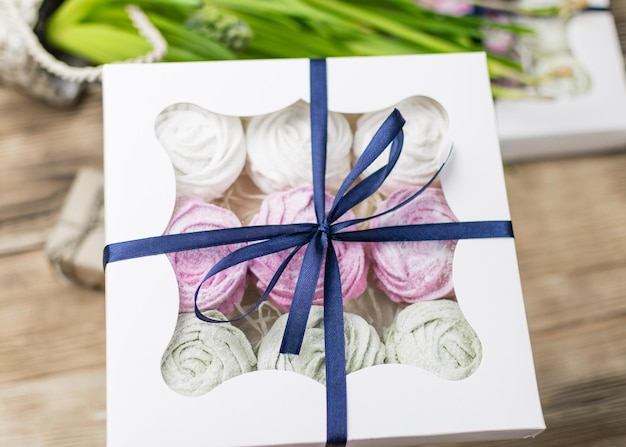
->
(327, 109, 405, 224)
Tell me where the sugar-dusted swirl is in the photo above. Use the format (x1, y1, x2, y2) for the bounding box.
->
(353, 96, 449, 196)
(384, 299, 482, 380)
(369, 187, 457, 304)
(165, 195, 247, 315)
(155, 103, 246, 201)
(245, 100, 353, 194)
(161, 311, 257, 397)
(248, 185, 368, 312)
(257, 306, 385, 383)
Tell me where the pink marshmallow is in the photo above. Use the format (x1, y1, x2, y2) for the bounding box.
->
(248, 185, 368, 311)
(369, 187, 458, 304)
(165, 195, 247, 315)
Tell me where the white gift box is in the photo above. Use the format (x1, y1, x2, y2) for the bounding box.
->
(102, 53, 545, 446)
(496, 10, 626, 161)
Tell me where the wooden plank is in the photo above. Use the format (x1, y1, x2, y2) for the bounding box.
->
(0, 367, 106, 447)
(0, 87, 103, 255)
(0, 250, 105, 383)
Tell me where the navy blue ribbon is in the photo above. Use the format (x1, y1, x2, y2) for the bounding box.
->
(104, 58, 513, 447)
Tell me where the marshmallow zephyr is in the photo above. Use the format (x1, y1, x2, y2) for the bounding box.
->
(369, 187, 458, 304)
(155, 103, 246, 201)
(384, 299, 483, 381)
(165, 195, 247, 315)
(245, 100, 353, 194)
(257, 306, 385, 383)
(353, 96, 449, 196)
(161, 311, 257, 397)
(248, 185, 368, 312)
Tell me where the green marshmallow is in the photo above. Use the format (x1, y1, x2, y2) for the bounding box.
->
(161, 310, 257, 397)
(384, 299, 482, 380)
(257, 305, 385, 384)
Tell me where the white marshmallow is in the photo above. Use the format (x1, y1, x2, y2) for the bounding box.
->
(245, 100, 353, 194)
(352, 96, 449, 196)
(155, 103, 246, 201)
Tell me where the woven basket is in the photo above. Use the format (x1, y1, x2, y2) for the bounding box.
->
(0, 0, 167, 106)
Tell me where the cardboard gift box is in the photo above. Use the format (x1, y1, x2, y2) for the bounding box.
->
(46, 167, 105, 289)
(102, 53, 545, 446)
(496, 9, 626, 161)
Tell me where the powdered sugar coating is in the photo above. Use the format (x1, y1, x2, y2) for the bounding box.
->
(155, 103, 246, 201)
(245, 100, 353, 194)
(248, 186, 368, 311)
(257, 306, 385, 383)
(165, 195, 247, 315)
(369, 187, 457, 303)
(353, 96, 449, 196)
(384, 299, 482, 380)
(161, 310, 256, 396)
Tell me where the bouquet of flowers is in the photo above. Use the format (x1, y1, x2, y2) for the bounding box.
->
(0, 0, 589, 104)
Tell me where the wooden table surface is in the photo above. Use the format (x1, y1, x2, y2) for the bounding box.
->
(1, 80, 625, 447)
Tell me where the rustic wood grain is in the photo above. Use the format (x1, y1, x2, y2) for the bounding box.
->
(0, 86, 106, 447)
(0, 86, 103, 255)
(1, 78, 625, 447)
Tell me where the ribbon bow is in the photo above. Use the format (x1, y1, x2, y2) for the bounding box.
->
(104, 58, 513, 447)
